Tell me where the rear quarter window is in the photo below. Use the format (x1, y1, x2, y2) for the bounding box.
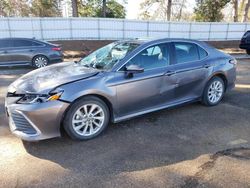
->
(198, 46, 208, 59)
(32, 41, 44, 47)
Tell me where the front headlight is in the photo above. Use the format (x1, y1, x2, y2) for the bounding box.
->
(17, 89, 64, 104)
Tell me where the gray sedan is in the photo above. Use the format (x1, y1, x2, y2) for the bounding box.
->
(5, 38, 237, 141)
(0, 38, 63, 68)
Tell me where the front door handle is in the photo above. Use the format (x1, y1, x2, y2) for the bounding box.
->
(204, 64, 211, 68)
(165, 70, 176, 76)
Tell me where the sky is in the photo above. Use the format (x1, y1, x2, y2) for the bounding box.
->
(124, 0, 197, 20)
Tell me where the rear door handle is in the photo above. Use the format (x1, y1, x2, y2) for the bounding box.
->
(165, 70, 176, 76)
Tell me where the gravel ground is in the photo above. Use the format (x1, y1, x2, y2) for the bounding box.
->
(0, 59, 250, 188)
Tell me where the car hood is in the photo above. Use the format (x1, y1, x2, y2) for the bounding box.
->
(10, 62, 99, 94)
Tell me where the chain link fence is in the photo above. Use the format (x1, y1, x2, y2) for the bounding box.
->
(0, 17, 249, 41)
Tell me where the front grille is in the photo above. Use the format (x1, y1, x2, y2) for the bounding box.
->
(11, 111, 37, 135)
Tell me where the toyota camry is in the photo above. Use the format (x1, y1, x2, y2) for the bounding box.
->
(5, 38, 237, 141)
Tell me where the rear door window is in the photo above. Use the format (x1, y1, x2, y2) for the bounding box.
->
(13, 39, 34, 48)
(173, 42, 199, 64)
(0, 39, 12, 49)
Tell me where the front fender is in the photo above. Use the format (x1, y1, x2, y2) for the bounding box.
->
(59, 74, 118, 117)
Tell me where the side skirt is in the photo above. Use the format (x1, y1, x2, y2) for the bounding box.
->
(113, 98, 200, 123)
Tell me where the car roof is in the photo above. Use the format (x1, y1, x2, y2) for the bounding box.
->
(0, 37, 57, 46)
(0, 37, 37, 40)
(120, 38, 212, 50)
(122, 37, 207, 45)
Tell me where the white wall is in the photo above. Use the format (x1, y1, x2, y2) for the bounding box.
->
(0, 17, 249, 41)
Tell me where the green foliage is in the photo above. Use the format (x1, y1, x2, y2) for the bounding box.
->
(194, 0, 231, 22)
(78, 0, 126, 18)
(0, 0, 62, 17)
(31, 0, 62, 17)
(0, 0, 30, 17)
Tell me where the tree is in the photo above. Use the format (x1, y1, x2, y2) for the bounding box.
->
(31, 0, 62, 17)
(0, 0, 30, 17)
(233, 0, 238, 22)
(102, 0, 107, 17)
(177, 0, 186, 21)
(167, 0, 172, 21)
(243, 0, 250, 21)
(96, 0, 126, 18)
(194, 0, 231, 22)
(78, 0, 126, 18)
(139, 0, 172, 21)
(239, 0, 246, 21)
(139, 0, 191, 21)
(72, 0, 79, 17)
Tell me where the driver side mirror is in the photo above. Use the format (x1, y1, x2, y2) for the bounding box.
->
(125, 64, 144, 78)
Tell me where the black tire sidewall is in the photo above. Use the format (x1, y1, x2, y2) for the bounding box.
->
(202, 77, 225, 106)
(32, 55, 49, 68)
(63, 96, 110, 140)
(246, 49, 250, 55)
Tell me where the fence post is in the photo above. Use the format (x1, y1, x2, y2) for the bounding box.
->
(225, 23, 229, 41)
(97, 18, 100, 40)
(69, 18, 73, 40)
(208, 22, 212, 41)
(189, 22, 192, 39)
(147, 21, 149, 37)
(31, 18, 34, 38)
(7, 18, 11, 37)
(168, 22, 171, 38)
(39, 18, 44, 40)
(122, 19, 125, 39)
(244, 22, 248, 32)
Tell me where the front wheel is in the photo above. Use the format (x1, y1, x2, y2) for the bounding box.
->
(246, 49, 250, 55)
(202, 77, 225, 106)
(63, 96, 110, 140)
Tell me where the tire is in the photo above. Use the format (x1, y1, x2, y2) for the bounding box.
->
(63, 96, 110, 141)
(246, 49, 250, 55)
(32, 55, 49, 68)
(202, 76, 225, 106)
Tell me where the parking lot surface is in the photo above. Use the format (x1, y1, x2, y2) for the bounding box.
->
(0, 60, 250, 188)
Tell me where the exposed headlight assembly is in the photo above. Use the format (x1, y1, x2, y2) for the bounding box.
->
(17, 89, 64, 104)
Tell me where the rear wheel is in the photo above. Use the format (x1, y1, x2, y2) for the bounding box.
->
(202, 76, 225, 106)
(32, 55, 48, 68)
(63, 96, 110, 140)
(246, 49, 250, 55)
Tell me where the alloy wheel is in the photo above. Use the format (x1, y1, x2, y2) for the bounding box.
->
(207, 80, 224, 104)
(34, 56, 48, 68)
(72, 103, 105, 136)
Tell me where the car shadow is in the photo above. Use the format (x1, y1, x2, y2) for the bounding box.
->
(22, 98, 250, 177)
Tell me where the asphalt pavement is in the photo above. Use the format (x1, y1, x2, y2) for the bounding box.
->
(0, 60, 250, 188)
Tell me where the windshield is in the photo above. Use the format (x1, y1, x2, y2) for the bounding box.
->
(78, 42, 140, 70)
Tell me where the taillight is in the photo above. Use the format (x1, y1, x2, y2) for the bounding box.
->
(229, 59, 237, 65)
(52, 47, 61, 51)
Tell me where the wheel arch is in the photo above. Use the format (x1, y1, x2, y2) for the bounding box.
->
(61, 93, 115, 130)
(209, 72, 228, 91)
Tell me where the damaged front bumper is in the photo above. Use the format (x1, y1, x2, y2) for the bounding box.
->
(5, 97, 69, 141)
